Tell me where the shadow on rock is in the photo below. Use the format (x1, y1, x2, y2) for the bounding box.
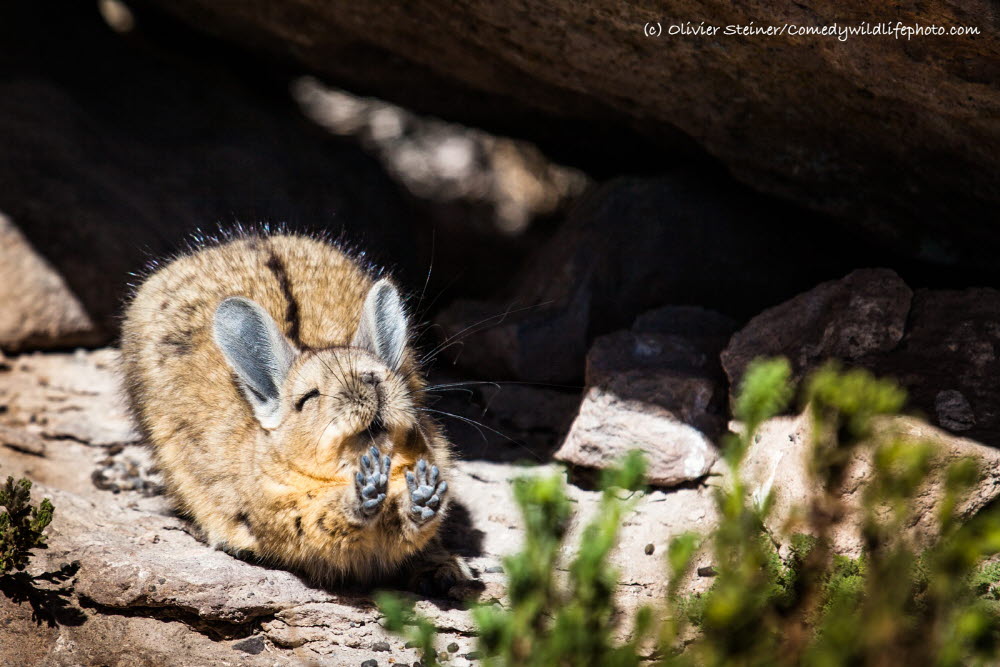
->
(374, 500, 486, 603)
(436, 500, 485, 559)
(240, 501, 489, 605)
(0, 562, 86, 628)
(0, 0, 423, 345)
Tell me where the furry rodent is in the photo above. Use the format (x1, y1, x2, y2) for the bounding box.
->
(121, 232, 454, 584)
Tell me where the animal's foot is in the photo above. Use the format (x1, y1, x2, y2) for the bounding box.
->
(355, 446, 389, 517)
(405, 459, 447, 523)
(407, 549, 481, 600)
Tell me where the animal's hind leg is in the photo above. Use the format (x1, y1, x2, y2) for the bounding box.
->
(404, 535, 481, 600)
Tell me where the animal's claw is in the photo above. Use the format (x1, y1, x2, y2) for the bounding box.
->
(407, 459, 448, 524)
(355, 447, 390, 517)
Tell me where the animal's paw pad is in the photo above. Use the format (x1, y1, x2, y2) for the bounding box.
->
(355, 446, 390, 517)
(405, 459, 447, 523)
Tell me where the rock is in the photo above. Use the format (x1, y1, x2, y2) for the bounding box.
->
(935, 390, 977, 432)
(741, 412, 1000, 557)
(232, 637, 266, 655)
(0, 460, 718, 663)
(0, 214, 100, 352)
(91, 444, 163, 496)
(588, 306, 736, 440)
(721, 268, 912, 400)
(51, 488, 336, 624)
(558, 388, 717, 486)
(438, 176, 860, 383)
(262, 601, 375, 648)
(0, 601, 278, 667)
(144, 0, 1000, 266)
(0, 349, 140, 448)
(0, 425, 48, 457)
(872, 288, 1000, 445)
(721, 273, 1000, 444)
(555, 306, 734, 486)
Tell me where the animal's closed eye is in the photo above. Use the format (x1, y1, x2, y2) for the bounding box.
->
(295, 389, 320, 411)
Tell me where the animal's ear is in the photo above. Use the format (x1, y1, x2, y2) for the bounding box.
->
(213, 297, 297, 429)
(352, 279, 407, 370)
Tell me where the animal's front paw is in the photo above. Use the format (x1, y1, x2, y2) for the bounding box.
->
(406, 459, 447, 523)
(355, 446, 390, 517)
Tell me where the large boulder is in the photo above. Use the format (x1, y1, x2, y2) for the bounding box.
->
(876, 288, 1000, 444)
(741, 413, 1000, 557)
(0, 215, 100, 352)
(140, 0, 1000, 266)
(722, 269, 1000, 445)
(555, 306, 735, 486)
(721, 268, 913, 397)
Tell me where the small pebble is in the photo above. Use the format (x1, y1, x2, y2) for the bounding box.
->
(371, 641, 391, 652)
(697, 565, 718, 577)
(360, 660, 378, 667)
(232, 637, 265, 655)
(448, 643, 459, 653)
(644, 543, 655, 555)
(484, 565, 504, 574)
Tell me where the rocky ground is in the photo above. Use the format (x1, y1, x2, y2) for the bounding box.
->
(5, 265, 1000, 664)
(0, 349, 719, 665)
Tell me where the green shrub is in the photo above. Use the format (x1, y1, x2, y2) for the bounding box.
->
(380, 359, 1000, 666)
(380, 453, 650, 667)
(0, 475, 54, 575)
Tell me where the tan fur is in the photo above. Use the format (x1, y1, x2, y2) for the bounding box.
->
(121, 234, 453, 582)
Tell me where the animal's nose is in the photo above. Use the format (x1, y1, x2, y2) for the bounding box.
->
(360, 371, 380, 386)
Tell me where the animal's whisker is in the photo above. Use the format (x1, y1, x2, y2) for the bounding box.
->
(411, 228, 435, 322)
(417, 407, 542, 462)
(418, 300, 554, 368)
(422, 379, 584, 392)
(420, 387, 476, 398)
